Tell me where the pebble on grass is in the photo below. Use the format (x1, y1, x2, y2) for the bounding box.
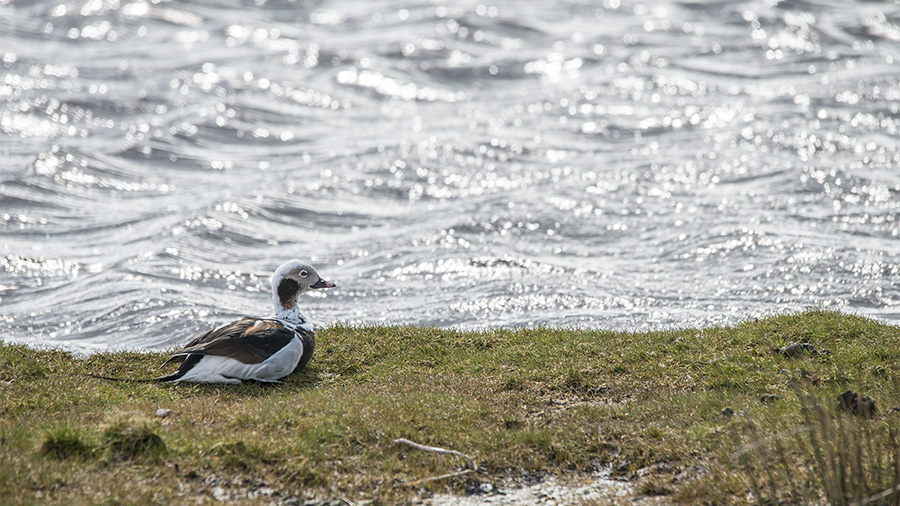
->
(774, 342, 821, 357)
(837, 390, 877, 418)
(759, 394, 783, 404)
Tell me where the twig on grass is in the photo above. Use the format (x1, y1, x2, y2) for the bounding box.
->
(393, 438, 478, 471)
(392, 438, 479, 487)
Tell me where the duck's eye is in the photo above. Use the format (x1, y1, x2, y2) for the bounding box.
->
(299, 269, 309, 278)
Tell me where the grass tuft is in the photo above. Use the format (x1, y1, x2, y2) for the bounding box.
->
(40, 425, 93, 460)
(638, 476, 674, 497)
(208, 440, 269, 470)
(733, 382, 900, 505)
(100, 413, 167, 461)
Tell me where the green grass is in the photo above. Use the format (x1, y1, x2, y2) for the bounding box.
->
(2, 309, 900, 505)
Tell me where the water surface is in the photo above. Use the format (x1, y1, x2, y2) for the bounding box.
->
(2, 0, 899, 352)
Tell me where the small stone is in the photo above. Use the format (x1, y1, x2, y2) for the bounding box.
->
(155, 408, 172, 418)
(720, 407, 735, 418)
(838, 390, 877, 418)
(211, 486, 229, 501)
(759, 394, 783, 404)
(775, 342, 817, 357)
(256, 486, 275, 496)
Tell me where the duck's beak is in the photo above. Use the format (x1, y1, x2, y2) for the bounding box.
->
(311, 278, 335, 289)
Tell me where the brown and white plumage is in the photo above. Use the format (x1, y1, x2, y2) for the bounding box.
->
(97, 260, 334, 384)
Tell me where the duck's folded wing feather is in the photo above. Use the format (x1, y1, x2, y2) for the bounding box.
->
(180, 317, 258, 349)
(163, 318, 257, 366)
(166, 319, 297, 365)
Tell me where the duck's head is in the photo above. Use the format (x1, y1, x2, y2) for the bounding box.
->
(271, 259, 335, 311)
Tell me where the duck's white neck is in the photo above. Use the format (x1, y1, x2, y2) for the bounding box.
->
(273, 305, 307, 326)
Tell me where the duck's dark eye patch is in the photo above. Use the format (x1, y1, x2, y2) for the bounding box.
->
(278, 278, 299, 308)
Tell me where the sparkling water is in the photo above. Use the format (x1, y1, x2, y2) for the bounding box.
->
(1, 0, 899, 352)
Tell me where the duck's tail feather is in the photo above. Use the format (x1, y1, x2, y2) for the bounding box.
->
(88, 355, 201, 383)
(86, 373, 166, 382)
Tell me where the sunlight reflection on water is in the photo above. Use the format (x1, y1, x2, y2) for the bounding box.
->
(1, 0, 899, 351)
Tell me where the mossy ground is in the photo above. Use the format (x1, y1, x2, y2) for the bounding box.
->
(2, 309, 900, 505)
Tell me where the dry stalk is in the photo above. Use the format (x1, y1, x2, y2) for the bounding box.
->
(392, 438, 479, 487)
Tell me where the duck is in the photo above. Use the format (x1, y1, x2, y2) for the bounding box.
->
(94, 259, 334, 384)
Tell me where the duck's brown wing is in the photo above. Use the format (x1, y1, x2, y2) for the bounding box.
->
(165, 318, 297, 366)
(163, 317, 255, 366)
(179, 317, 258, 349)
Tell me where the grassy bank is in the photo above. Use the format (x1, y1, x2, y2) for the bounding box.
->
(2, 309, 900, 505)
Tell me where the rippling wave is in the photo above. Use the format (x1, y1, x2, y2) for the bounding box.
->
(2, 0, 899, 352)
